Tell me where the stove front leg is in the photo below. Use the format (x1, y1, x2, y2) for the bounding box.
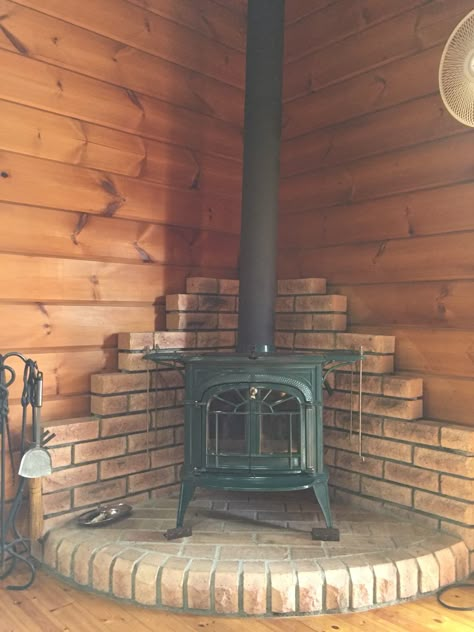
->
(311, 478, 340, 541)
(164, 479, 195, 540)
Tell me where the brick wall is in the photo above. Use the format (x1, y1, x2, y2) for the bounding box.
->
(41, 277, 473, 570)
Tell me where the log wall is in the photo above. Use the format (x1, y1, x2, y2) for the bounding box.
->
(0, 0, 245, 426)
(279, 0, 474, 426)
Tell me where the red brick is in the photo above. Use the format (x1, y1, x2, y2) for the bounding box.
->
(336, 373, 383, 395)
(275, 332, 294, 349)
(166, 294, 198, 311)
(128, 389, 176, 411)
(243, 561, 267, 615)
(186, 277, 219, 293)
(363, 436, 412, 462)
(296, 561, 323, 613)
(43, 417, 98, 445)
(361, 477, 412, 506)
(166, 312, 218, 330)
(75, 437, 126, 464)
(160, 557, 189, 607)
(384, 419, 440, 446)
(434, 548, 456, 587)
(414, 447, 474, 477)
(294, 332, 336, 350)
(112, 549, 146, 599)
(92, 544, 125, 593)
(49, 446, 72, 468)
(198, 295, 236, 312)
(333, 410, 383, 436)
(154, 331, 196, 349)
(313, 314, 347, 331)
(269, 562, 297, 614)
(91, 394, 128, 416)
(382, 375, 423, 399)
(197, 331, 235, 348)
(134, 552, 166, 605)
(218, 279, 239, 294)
(128, 464, 177, 493)
(117, 332, 154, 351)
(414, 490, 473, 523)
(387, 553, 418, 599)
(275, 296, 295, 312)
(358, 354, 394, 374)
(411, 549, 439, 593)
(384, 462, 439, 492)
(327, 391, 422, 421)
(127, 428, 175, 453)
(318, 559, 349, 610)
(335, 451, 383, 477)
(218, 313, 238, 329)
(450, 541, 470, 580)
(328, 467, 360, 492)
(441, 425, 474, 454)
(336, 333, 395, 354)
(73, 478, 126, 507)
(278, 278, 326, 295)
(372, 558, 397, 604)
(118, 352, 156, 372)
(151, 445, 184, 469)
(91, 371, 144, 394)
(43, 490, 71, 515)
(73, 540, 109, 585)
(100, 413, 147, 437)
(276, 313, 312, 330)
(214, 561, 240, 614)
(440, 474, 474, 502)
(186, 559, 214, 610)
(43, 463, 97, 493)
(100, 454, 148, 479)
(295, 294, 347, 312)
(346, 557, 374, 609)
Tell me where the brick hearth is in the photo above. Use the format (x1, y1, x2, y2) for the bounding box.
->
(38, 277, 474, 611)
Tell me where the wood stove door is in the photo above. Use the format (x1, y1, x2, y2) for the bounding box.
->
(204, 384, 304, 473)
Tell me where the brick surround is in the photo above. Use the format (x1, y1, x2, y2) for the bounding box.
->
(40, 277, 473, 574)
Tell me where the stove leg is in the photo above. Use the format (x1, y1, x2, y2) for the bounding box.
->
(164, 480, 195, 540)
(176, 479, 195, 528)
(311, 480, 340, 541)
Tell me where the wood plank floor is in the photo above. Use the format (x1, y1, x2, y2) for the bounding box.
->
(0, 569, 472, 632)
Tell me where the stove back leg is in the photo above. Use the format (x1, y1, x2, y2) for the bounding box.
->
(164, 479, 195, 540)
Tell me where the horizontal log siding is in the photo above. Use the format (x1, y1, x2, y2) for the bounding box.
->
(279, 0, 474, 427)
(0, 0, 243, 428)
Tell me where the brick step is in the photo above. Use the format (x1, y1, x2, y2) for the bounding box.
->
(276, 312, 347, 332)
(118, 330, 236, 352)
(325, 390, 423, 421)
(39, 498, 470, 615)
(334, 373, 423, 399)
(167, 294, 237, 313)
(185, 277, 328, 296)
(91, 369, 183, 395)
(276, 294, 347, 313)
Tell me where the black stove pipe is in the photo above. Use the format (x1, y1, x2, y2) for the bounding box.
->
(236, 0, 285, 354)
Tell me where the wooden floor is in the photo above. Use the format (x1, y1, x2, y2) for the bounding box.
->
(0, 569, 472, 632)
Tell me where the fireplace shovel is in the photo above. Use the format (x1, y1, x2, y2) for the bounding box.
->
(18, 372, 51, 539)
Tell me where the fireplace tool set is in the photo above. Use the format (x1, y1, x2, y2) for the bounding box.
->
(0, 353, 54, 590)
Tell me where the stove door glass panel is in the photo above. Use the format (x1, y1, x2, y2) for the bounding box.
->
(207, 388, 248, 457)
(205, 385, 303, 471)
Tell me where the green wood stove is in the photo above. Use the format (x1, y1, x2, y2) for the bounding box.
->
(146, 0, 362, 540)
(145, 350, 361, 540)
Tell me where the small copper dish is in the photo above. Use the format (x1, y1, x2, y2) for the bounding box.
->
(77, 502, 132, 527)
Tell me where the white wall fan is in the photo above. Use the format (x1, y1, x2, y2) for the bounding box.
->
(439, 10, 474, 127)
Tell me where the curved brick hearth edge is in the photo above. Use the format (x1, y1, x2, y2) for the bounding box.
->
(36, 495, 471, 617)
